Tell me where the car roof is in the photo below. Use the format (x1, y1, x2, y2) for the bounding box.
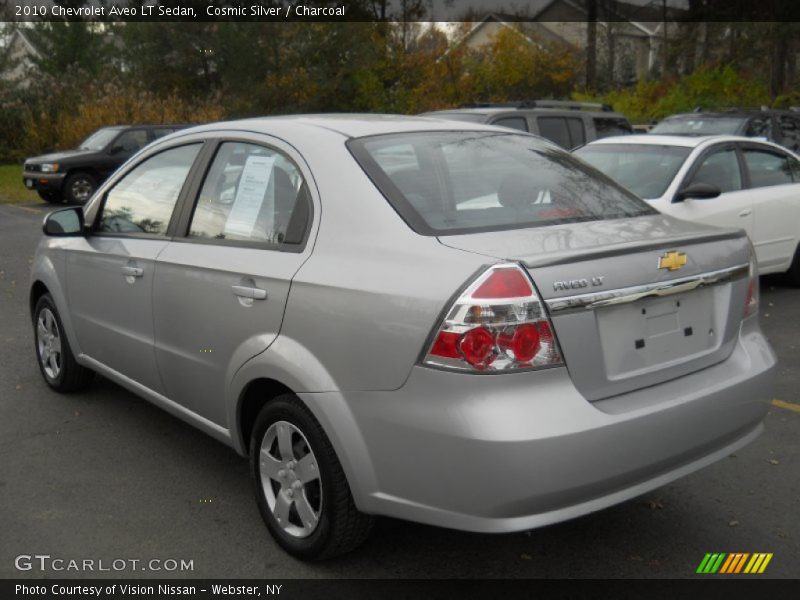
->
(664, 109, 800, 119)
(585, 134, 751, 148)
(424, 108, 627, 118)
(98, 124, 190, 130)
(176, 113, 511, 139)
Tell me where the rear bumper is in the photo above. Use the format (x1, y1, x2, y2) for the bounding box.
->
(301, 319, 776, 533)
(22, 172, 65, 193)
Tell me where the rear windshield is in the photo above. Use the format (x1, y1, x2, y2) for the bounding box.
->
(348, 131, 655, 236)
(575, 143, 691, 199)
(651, 116, 746, 136)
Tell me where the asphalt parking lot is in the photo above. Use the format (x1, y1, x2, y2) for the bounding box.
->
(0, 201, 798, 579)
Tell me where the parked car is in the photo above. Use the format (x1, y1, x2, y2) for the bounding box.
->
(650, 108, 800, 152)
(23, 124, 189, 204)
(421, 100, 632, 149)
(574, 134, 800, 283)
(31, 116, 775, 560)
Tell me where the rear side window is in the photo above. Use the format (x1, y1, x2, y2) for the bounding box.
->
(98, 144, 201, 235)
(492, 117, 528, 132)
(349, 131, 655, 236)
(593, 117, 633, 139)
(536, 117, 584, 149)
(188, 142, 310, 245)
(743, 148, 796, 187)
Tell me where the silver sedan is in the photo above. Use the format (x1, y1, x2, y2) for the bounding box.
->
(30, 115, 776, 559)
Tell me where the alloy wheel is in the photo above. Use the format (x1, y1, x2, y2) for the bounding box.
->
(70, 178, 94, 203)
(259, 420, 323, 538)
(37, 308, 62, 379)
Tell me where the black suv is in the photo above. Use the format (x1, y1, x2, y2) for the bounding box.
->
(650, 108, 800, 152)
(23, 124, 189, 204)
(421, 100, 633, 150)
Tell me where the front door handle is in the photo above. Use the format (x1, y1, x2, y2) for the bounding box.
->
(738, 208, 753, 217)
(121, 266, 143, 278)
(232, 285, 267, 300)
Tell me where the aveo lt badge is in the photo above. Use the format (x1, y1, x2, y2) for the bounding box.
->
(659, 250, 688, 271)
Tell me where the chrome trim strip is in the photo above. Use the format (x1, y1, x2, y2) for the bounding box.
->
(545, 263, 749, 315)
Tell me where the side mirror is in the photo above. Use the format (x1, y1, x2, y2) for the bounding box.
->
(108, 145, 125, 155)
(43, 207, 85, 236)
(674, 182, 721, 202)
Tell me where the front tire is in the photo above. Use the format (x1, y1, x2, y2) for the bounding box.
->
(63, 171, 97, 205)
(33, 294, 93, 392)
(250, 394, 374, 560)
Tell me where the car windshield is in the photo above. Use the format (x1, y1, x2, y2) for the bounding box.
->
(349, 131, 655, 235)
(79, 128, 122, 151)
(574, 143, 691, 199)
(650, 116, 746, 136)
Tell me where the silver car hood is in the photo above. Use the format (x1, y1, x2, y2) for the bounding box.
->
(436, 214, 745, 271)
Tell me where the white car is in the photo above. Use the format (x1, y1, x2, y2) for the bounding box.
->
(575, 135, 800, 283)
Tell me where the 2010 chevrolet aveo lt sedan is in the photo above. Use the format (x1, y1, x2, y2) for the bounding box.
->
(30, 115, 776, 560)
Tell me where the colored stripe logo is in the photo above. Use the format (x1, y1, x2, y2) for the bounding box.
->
(696, 553, 773, 574)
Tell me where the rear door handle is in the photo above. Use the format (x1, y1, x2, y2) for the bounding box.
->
(121, 266, 143, 278)
(739, 208, 752, 217)
(231, 285, 267, 300)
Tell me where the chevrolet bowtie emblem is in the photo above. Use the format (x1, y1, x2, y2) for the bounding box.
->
(658, 250, 688, 271)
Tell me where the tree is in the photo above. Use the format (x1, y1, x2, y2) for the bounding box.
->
(465, 27, 579, 103)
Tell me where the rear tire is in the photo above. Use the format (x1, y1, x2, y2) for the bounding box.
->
(250, 394, 374, 560)
(64, 171, 97, 205)
(33, 294, 93, 392)
(786, 244, 800, 287)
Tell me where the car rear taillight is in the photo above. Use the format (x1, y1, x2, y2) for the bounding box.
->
(744, 251, 759, 319)
(423, 264, 564, 372)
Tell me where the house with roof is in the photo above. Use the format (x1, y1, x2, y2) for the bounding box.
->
(451, 0, 686, 86)
(0, 27, 41, 88)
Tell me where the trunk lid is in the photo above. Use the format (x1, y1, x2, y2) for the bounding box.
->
(438, 215, 752, 401)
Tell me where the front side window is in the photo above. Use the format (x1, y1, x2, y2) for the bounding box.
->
(743, 148, 795, 187)
(686, 148, 742, 194)
(536, 117, 571, 148)
(188, 142, 310, 245)
(113, 130, 149, 154)
(349, 131, 655, 235)
(566, 118, 586, 147)
(574, 143, 691, 199)
(98, 144, 201, 236)
(746, 115, 773, 139)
